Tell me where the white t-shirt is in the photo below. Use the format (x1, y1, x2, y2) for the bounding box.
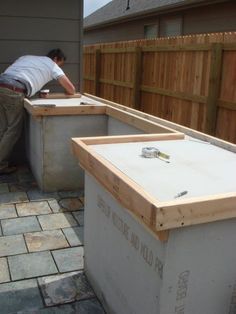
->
(4, 55, 65, 96)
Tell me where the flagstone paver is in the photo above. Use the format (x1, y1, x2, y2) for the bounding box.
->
(58, 191, 83, 198)
(38, 271, 95, 306)
(0, 204, 17, 219)
(8, 251, 58, 280)
(9, 181, 38, 192)
(17, 171, 35, 183)
(63, 226, 84, 246)
(0, 234, 27, 257)
(16, 298, 105, 314)
(48, 200, 61, 213)
(1, 216, 41, 236)
(0, 191, 28, 204)
(0, 279, 43, 313)
(79, 196, 84, 205)
(0, 166, 104, 313)
(27, 189, 59, 201)
(25, 230, 69, 252)
(0, 183, 9, 194)
(38, 213, 78, 230)
(73, 298, 105, 314)
(59, 198, 83, 211)
(0, 173, 18, 184)
(16, 201, 52, 216)
(0, 258, 10, 283)
(72, 211, 84, 226)
(52, 247, 84, 272)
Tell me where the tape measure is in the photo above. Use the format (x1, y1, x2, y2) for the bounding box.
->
(142, 147, 170, 160)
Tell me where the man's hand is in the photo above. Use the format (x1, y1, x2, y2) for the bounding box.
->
(58, 75, 76, 95)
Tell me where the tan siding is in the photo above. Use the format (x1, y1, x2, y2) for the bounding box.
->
(0, 17, 79, 42)
(0, 0, 83, 163)
(0, 41, 80, 63)
(160, 16, 182, 37)
(0, 0, 82, 90)
(183, 2, 236, 35)
(0, 0, 80, 19)
(84, 17, 159, 45)
(84, 2, 236, 44)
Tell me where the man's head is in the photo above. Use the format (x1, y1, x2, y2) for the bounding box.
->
(47, 49, 66, 66)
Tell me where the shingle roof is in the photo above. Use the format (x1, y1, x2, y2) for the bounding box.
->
(84, 0, 208, 29)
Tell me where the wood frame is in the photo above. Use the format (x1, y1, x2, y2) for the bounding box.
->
(72, 133, 236, 242)
(24, 98, 106, 117)
(84, 93, 236, 153)
(24, 98, 177, 134)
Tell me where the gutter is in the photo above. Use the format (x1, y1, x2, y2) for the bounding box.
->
(84, 0, 229, 31)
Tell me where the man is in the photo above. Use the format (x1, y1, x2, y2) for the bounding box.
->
(0, 48, 76, 175)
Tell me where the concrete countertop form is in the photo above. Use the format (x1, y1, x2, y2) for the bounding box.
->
(92, 138, 236, 202)
(30, 95, 105, 107)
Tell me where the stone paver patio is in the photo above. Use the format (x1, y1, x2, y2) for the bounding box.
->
(0, 166, 105, 314)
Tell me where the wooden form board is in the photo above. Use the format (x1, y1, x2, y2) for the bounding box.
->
(24, 98, 106, 116)
(42, 92, 82, 99)
(85, 93, 236, 153)
(72, 133, 236, 242)
(24, 98, 177, 134)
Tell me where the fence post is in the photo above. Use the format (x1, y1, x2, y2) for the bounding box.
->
(205, 43, 223, 135)
(94, 49, 101, 96)
(132, 47, 142, 110)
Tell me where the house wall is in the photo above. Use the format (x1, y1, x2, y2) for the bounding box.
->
(0, 0, 83, 164)
(84, 1, 236, 44)
(0, 0, 83, 92)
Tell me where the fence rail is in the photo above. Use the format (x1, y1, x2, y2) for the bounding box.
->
(83, 32, 236, 143)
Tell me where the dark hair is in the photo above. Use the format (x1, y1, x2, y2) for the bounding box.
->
(47, 49, 66, 61)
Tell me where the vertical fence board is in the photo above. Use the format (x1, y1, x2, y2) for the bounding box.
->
(132, 47, 142, 109)
(205, 43, 223, 135)
(94, 49, 101, 96)
(83, 32, 236, 143)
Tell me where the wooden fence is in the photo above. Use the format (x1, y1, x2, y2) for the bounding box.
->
(83, 32, 236, 143)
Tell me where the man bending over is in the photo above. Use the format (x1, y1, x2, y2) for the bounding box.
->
(0, 48, 76, 174)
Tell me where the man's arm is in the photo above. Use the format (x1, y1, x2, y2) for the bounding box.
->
(58, 75, 76, 95)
